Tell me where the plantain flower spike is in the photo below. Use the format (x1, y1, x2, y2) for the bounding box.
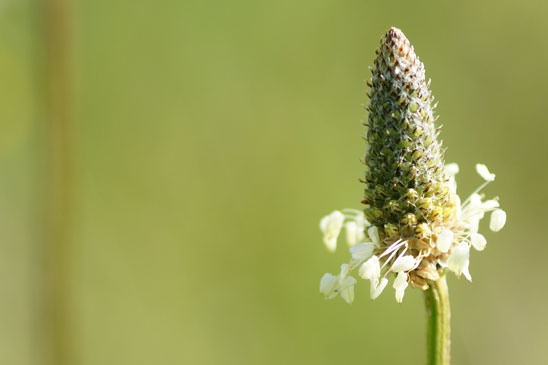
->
(318, 27, 506, 304)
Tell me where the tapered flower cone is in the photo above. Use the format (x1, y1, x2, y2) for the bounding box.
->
(364, 27, 455, 240)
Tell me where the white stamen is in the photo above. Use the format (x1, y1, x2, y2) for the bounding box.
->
(368, 226, 380, 245)
(470, 233, 487, 251)
(436, 229, 453, 253)
(339, 276, 357, 304)
(320, 210, 345, 252)
(345, 221, 359, 247)
(378, 239, 405, 259)
(319, 273, 338, 298)
(393, 271, 409, 303)
(359, 255, 380, 280)
(370, 277, 388, 299)
(350, 243, 375, 261)
(489, 209, 506, 232)
(476, 163, 495, 182)
(381, 243, 406, 270)
(390, 254, 416, 272)
(482, 199, 500, 210)
(448, 241, 472, 281)
(445, 163, 459, 176)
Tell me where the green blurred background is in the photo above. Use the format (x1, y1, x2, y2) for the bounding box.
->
(1, 0, 547, 364)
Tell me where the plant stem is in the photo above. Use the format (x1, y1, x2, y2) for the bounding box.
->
(40, 0, 75, 363)
(424, 276, 451, 365)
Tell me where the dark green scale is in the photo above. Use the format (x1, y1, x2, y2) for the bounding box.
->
(363, 28, 452, 240)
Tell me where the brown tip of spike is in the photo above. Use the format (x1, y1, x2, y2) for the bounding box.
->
(382, 27, 414, 62)
(387, 27, 405, 39)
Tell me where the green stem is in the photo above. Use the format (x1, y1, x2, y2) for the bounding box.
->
(424, 276, 451, 365)
(40, 0, 75, 363)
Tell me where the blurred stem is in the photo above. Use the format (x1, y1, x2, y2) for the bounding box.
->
(41, 0, 75, 363)
(424, 276, 451, 365)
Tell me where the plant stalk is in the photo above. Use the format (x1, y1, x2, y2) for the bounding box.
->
(40, 0, 75, 363)
(424, 276, 451, 365)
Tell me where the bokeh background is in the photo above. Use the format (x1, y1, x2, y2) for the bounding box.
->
(1, 0, 547, 364)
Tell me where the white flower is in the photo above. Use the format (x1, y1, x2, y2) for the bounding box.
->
(370, 277, 388, 299)
(470, 233, 487, 251)
(436, 229, 454, 253)
(320, 210, 345, 252)
(339, 276, 357, 304)
(390, 255, 416, 272)
(359, 255, 380, 280)
(367, 226, 380, 245)
(320, 273, 338, 298)
(476, 163, 495, 182)
(350, 243, 375, 261)
(345, 220, 365, 247)
(445, 163, 460, 176)
(448, 242, 472, 281)
(489, 209, 506, 232)
(393, 271, 409, 303)
(320, 266, 357, 303)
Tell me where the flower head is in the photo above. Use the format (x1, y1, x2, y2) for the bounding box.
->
(318, 27, 506, 304)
